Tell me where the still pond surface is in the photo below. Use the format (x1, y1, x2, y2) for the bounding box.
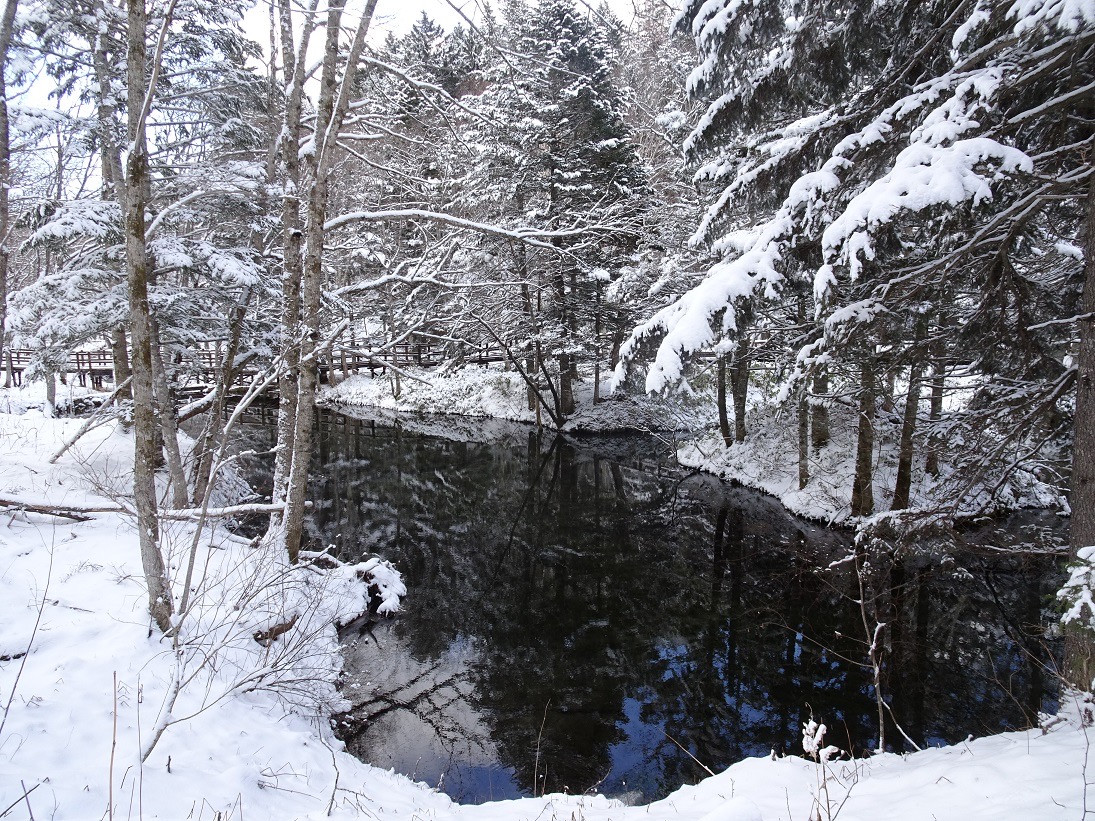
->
(235, 406, 1063, 805)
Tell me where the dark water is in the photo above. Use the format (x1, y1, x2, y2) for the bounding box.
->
(231, 406, 1064, 805)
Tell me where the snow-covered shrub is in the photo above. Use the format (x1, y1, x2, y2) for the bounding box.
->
(802, 716, 852, 821)
(155, 540, 404, 726)
(802, 717, 841, 764)
(1056, 547, 1095, 693)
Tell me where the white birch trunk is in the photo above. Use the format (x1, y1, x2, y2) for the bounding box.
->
(279, 0, 379, 562)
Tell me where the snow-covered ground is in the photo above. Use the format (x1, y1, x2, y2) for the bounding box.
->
(1, 381, 1090, 819)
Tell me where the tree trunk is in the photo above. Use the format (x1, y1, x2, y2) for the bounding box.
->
(717, 355, 732, 447)
(191, 290, 249, 506)
(265, 0, 315, 541)
(850, 360, 876, 518)
(517, 253, 540, 413)
(535, 340, 548, 427)
(796, 296, 810, 487)
(281, 0, 345, 563)
(92, 1, 125, 198)
(882, 369, 896, 413)
(558, 353, 575, 417)
(730, 335, 749, 443)
(1066, 171, 1095, 689)
(812, 370, 830, 451)
(280, 0, 378, 563)
(924, 341, 945, 477)
(526, 356, 537, 411)
(547, 157, 574, 421)
(110, 327, 131, 396)
(798, 390, 810, 490)
(609, 329, 623, 371)
(0, 0, 16, 390)
(125, 0, 173, 633)
(93, 0, 128, 407)
(593, 284, 602, 403)
(893, 320, 927, 511)
(150, 321, 188, 510)
(44, 369, 55, 412)
(891, 362, 923, 511)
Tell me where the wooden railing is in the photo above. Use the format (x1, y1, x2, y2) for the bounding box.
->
(5, 338, 509, 391)
(5, 349, 117, 388)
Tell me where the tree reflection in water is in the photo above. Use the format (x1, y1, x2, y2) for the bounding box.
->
(233, 407, 1062, 805)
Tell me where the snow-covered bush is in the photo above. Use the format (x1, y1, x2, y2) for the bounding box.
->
(801, 718, 841, 764)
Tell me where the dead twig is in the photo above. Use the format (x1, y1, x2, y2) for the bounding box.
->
(49, 376, 132, 464)
(0, 497, 295, 522)
(663, 729, 716, 777)
(0, 782, 38, 819)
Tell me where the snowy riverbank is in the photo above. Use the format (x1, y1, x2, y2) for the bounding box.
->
(677, 401, 1064, 525)
(321, 365, 718, 433)
(323, 364, 1064, 525)
(1, 383, 1089, 819)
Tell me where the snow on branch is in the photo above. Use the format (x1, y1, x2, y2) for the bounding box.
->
(820, 138, 1034, 280)
(359, 56, 500, 128)
(324, 209, 595, 249)
(615, 225, 785, 394)
(1010, 0, 1095, 35)
(23, 200, 122, 247)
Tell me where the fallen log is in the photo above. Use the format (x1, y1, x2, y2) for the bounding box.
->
(0, 498, 305, 522)
(0, 498, 97, 521)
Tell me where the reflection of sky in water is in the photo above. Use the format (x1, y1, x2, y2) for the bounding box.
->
(606, 696, 667, 800)
(341, 622, 525, 801)
(227, 409, 1065, 805)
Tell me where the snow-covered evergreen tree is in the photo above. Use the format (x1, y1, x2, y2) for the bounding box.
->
(460, 0, 647, 418)
(11, 0, 273, 383)
(621, 0, 1093, 520)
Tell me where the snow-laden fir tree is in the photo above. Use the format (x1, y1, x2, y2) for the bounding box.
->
(462, 0, 646, 419)
(621, 0, 1092, 528)
(9, 0, 274, 628)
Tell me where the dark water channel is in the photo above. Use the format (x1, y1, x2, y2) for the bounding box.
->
(232, 406, 1064, 805)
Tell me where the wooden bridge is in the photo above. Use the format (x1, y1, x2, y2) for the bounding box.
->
(5, 339, 508, 392)
(6, 349, 118, 389)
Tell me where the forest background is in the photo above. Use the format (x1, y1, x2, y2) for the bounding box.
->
(0, 0, 1093, 814)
